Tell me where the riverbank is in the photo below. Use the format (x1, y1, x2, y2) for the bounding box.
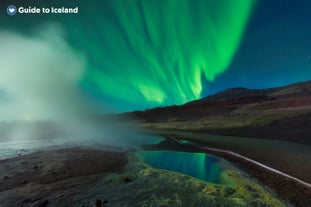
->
(142, 129, 311, 182)
(141, 133, 311, 207)
(0, 144, 288, 206)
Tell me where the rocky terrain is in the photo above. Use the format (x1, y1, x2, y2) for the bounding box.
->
(123, 81, 311, 145)
(0, 145, 287, 207)
(0, 147, 127, 206)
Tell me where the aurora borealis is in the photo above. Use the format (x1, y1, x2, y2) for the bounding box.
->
(0, 0, 310, 118)
(1, 1, 311, 205)
(0, 0, 254, 114)
(77, 0, 255, 108)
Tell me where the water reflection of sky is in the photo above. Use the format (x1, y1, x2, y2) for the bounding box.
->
(139, 150, 230, 184)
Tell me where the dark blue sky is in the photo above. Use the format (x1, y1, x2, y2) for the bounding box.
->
(203, 0, 311, 96)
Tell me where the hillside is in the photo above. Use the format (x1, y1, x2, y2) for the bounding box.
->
(123, 81, 311, 144)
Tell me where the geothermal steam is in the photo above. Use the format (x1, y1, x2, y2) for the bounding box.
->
(0, 25, 133, 146)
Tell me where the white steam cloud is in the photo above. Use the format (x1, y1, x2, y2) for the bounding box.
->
(0, 25, 151, 147)
(0, 25, 90, 121)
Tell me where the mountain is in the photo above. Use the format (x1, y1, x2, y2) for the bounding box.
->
(123, 80, 311, 145)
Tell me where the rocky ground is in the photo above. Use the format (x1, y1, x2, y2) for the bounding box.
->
(0, 145, 288, 207)
(75, 153, 288, 207)
(0, 147, 127, 206)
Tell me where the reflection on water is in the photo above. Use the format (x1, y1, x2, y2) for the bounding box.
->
(139, 150, 230, 184)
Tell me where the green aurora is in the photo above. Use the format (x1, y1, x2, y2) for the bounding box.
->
(74, 0, 255, 109)
(0, 0, 255, 111)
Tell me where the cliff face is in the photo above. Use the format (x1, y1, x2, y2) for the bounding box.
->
(123, 81, 311, 144)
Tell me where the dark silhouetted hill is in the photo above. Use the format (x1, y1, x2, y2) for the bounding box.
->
(122, 81, 311, 145)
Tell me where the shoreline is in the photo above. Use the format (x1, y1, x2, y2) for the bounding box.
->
(140, 129, 311, 183)
(198, 144, 311, 188)
(142, 135, 311, 207)
(1, 145, 287, 206)
(167, 134, 311, 188)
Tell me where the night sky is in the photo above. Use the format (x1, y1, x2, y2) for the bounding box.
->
(0, 0, 310, 120)
(202, 0, 311, 96)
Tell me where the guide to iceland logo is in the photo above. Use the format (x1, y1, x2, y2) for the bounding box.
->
(7, 5, 17, 16)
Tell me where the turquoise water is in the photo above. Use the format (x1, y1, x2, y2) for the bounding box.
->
(139, 150, 228, 184)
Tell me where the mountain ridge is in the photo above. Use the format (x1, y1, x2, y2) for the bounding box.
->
(123, 80, 311, 145)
